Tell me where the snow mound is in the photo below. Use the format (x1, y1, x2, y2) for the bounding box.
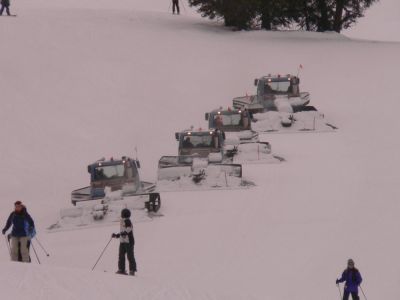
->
(252, 111, 337, 133)
(0, 262, 213, 300)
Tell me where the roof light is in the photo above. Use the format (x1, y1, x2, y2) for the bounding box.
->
(217, 111, 221, 115)
(98, 162, 102, 166)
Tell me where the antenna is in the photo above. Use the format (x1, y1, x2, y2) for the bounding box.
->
(296, 64, 303, 77)
(134, 146, 138, 160)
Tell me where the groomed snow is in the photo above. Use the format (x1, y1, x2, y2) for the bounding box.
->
(1, 0, 400, 299)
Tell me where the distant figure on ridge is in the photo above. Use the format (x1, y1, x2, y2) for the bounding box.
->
(336, 259, 363, 300)
(172, 0, 180, 15)
(0, 0, 11, 16)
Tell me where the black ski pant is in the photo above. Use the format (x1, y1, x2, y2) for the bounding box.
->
(343, 291, 360, 300)
(172, 0, 179, 14)
(118, 243, 137, 272)
(0, 5, 11, 15)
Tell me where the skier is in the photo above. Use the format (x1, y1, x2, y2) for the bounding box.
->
(172, 0, 180, 15)
(2, 201, 35, 262)
(112, 208, 137, 275)
(0, 0, 11, 16)
(336, 259, 363, 300)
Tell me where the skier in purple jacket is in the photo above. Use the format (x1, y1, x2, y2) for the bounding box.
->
(336, 259, 363, 300)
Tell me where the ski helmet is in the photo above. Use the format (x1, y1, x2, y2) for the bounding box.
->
(121, 208, 131, 218)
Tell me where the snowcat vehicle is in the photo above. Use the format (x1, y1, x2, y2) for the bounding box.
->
(157, 129, 243, 189)
(232, 74, 337, 132)
(232, 74, 313, 113)
(205, 107, 259, 143)
(204, 107, 287, 158)
(156, 128, 282, 191)
(48, 157, 161, 232)
(71, 157, 160, 209)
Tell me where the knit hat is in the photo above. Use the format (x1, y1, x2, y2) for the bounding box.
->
(121, 208, 131, 218)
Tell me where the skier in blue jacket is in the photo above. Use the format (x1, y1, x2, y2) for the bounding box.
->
(2, 201, 35, 262)
(336, 259, 363, 300)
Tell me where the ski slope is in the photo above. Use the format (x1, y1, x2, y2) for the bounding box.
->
(1, 0, 400, 299)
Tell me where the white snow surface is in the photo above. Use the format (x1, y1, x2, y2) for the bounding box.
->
(1, 0, 400, 299)
(252, 111, 336, 132)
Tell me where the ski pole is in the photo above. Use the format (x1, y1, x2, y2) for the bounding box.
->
(360, 286, 368, 300)
(31, 242, 41, 264)
(168, 2, 171, 12)
(34, 237, 50, 257)
(337, 284, 342, 300)
(92, 237, 113, 271)
(4, 235, 11, 258)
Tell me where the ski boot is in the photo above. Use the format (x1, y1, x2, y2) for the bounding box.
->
(116, 270, 127, 275)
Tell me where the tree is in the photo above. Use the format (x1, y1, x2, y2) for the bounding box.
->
(257, 0, 300, 30)
(296, 0, 379, 32)
(188, 0, 259, 30)
(188, 0, 379, 33)
(332, 0, 378, 32)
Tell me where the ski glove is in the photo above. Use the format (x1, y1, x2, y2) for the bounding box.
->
(336, 279, 339, 284)
(1, 229, 5, 235)
(112, 233, 120, 238)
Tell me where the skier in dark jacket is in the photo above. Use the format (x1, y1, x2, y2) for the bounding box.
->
(112, 208, 137, 275)
(2, 201, 35, 262)
(172, 0, 180, 15)
(336, 259, 363, 300)
(0, 0, 11, 16)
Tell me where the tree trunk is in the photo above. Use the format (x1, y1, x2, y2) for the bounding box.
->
(316, 0, 330, 31)
(261, 11, 272, 30)
(333, 0, 346, 32)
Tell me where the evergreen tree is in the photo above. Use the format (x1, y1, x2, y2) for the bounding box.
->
(188, 0, 258, 30)
(257, 0, 299, 30)
(188, 0, 379, 33)
(296, 0, 379, 32)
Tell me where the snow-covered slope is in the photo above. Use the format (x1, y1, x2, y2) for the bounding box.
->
(1, 0, 400, 299)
